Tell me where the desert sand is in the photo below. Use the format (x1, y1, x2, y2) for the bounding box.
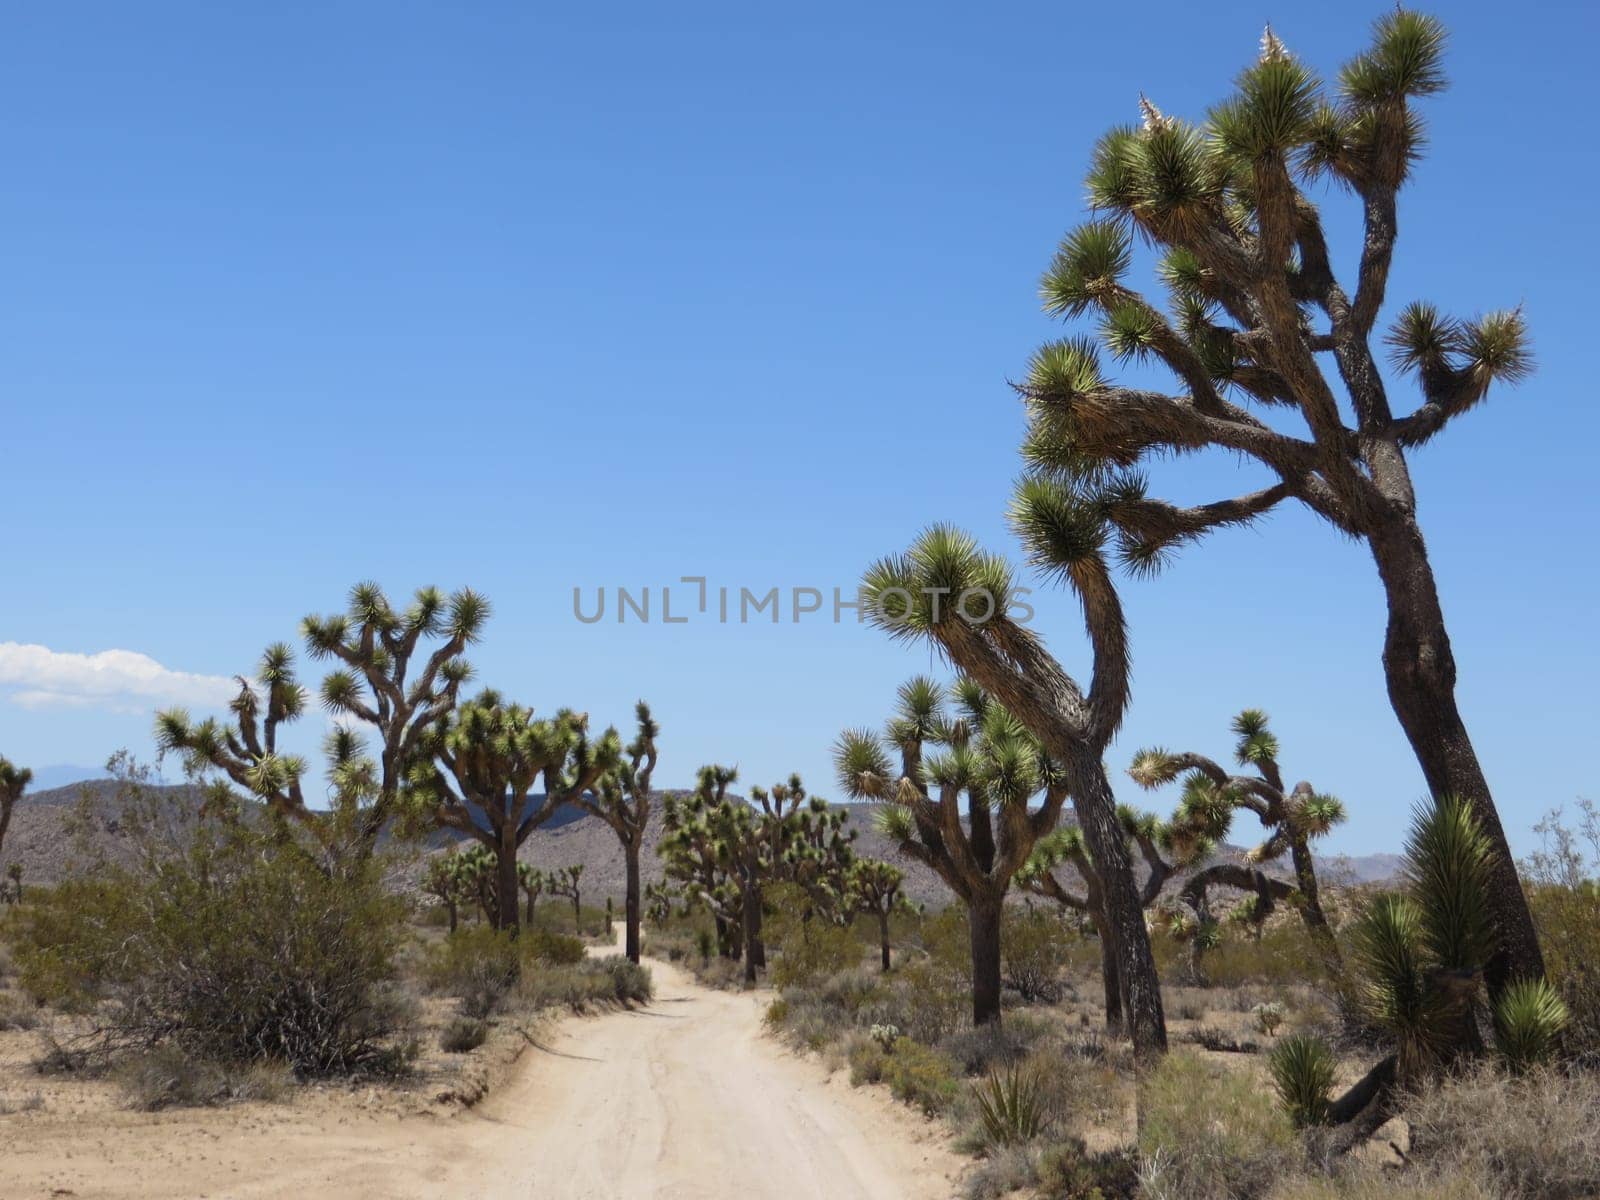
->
(0, 938, 961, 1200)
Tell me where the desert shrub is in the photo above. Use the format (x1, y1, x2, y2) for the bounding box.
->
(1523, 802, 1600, 1062)
(920, 905, 974, 979)
(1404, 1063, 1600, 1199)
(12, 824, 410, 1075)
(1026, 1043, 1127, 1135)
(523, 928, 586, 966)
(882, 1039, 961, 1115)
(1037, 1137, 1139, 1200)
(596, 956, 653, 1004)
(940, 1011, 1051, 1076)
(0, 990, 39, 1031)
(1002, 908, 1073, 1002)
(847, 1035, 888, 1085)
(771, 921, 862, 989)
(878, 957, 968, 1044)
(439, 1017, 488, 1053)
(115, 1044, 291, 1111)
(1200, 922, 1330, 990)
(963, 1145, 1039, 1200)
(426, 926, 520, 1018)
(973, 1066, 1046, 1148)
(1185, 1025, 1259, 1053)
(517, 957, 652, 1011)
(1268, 1169, 1494, 1200)
(1137, 1050, 1301, 1200)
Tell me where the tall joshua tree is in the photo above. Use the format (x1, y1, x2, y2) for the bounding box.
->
(548, 864, 587, 934)
(857, 525, 1167, 1053)
(156, 583, 487, 859)
(407, 690, 620, 933)
(573, 701, 659, 963)
(518, 862, 547, 925)
(1129, 710, 1347, 984)
(0, 756, 31, 871)
(1019, 12, 1540, 990)
(835, 676, 1072, 1028)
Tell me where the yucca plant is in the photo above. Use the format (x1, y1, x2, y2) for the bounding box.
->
(1492, 977, 1569, 1072)
(1269, 1034, 1336, 1127)
(973, 1067, 1046, 1149)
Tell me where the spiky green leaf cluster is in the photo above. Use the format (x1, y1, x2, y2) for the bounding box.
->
(1269, 1034, 1336, 1127)
(1491, 977, 1568, 1072)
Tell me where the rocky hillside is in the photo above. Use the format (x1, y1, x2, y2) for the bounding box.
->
(1, 781, 1399, 907)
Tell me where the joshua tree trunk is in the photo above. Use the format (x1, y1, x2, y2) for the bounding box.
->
(1068, 762, 1167, 1055)
(969, 894, 1004, 1026)
(624, 841, 643, 963)
(447, 897, 459, 933)
(741, 887, 763, 985)
(877, 911, 892, 972)
(495, 833, 520, 934)
(1371, 521, 1544, 993)
(715, 912, 735, 959)
(571, 893, 582, 934)
(1089, 908, 1125, 1037)
(524, 893, 535, 924)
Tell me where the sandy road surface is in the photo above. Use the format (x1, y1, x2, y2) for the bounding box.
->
(2, 945, 961, 1200)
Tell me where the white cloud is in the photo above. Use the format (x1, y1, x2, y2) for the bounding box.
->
(0, 642, 238, 715)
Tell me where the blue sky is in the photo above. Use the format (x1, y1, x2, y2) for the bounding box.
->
(2, 1, 1595, 855)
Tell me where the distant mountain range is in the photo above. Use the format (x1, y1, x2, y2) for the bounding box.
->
(19, 764, 113, 791)
(2, 780, 1405, 903)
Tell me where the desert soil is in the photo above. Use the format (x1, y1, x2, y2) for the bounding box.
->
(0, 938, 962, 1200)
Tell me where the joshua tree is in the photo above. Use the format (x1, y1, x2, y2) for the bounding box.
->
(847, 859, 912, 971)
(659, 766, 744, 959)
(156, 583, 488, 860)
(4, 862, 22, 906)
(781, 796, 859, 927)
(0, 756, 29, 876)
(853, 525, 1167, 1053)
(407, 691, 619, 933)
(1128, 710, 1347, 986)
(572, 701, 659, 963)
(547, 864, 586, 934)
(643, 880, 675, 927)
(424, 851, 471, 933)
(660, 768, 835, 983)
(836, 677, 1072, 1027)
(449, 842, 497, 924)
(1014, 12, 1541, 991)
(518, 862, 547, 925)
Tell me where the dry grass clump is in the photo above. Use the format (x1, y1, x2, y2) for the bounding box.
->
(438, 1016, 488, 1053)
(1136, 1050, 1301, 1200)
(1404, 1063, 1600, 1200)
(1268, 1167, 1495, 1200)
(114, 1045, 291, 1111)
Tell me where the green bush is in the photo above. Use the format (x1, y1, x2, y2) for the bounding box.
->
(1002, 908, 1074, 1002)
(1037, 1137, 1138, 1200)
(1137, 1051, 1301, 1200)
(523, 927, 586, 966)
(439, 1017, 488, 1053)
(12, 823, 410, 1075)
(426, 926, 521, 1018)
(771, 922, 862, 989)
(516, 957, 653, 1012)
(882, 1040, 961, 1116)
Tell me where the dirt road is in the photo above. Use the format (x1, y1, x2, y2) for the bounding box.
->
(2, 949, 961, 1200)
